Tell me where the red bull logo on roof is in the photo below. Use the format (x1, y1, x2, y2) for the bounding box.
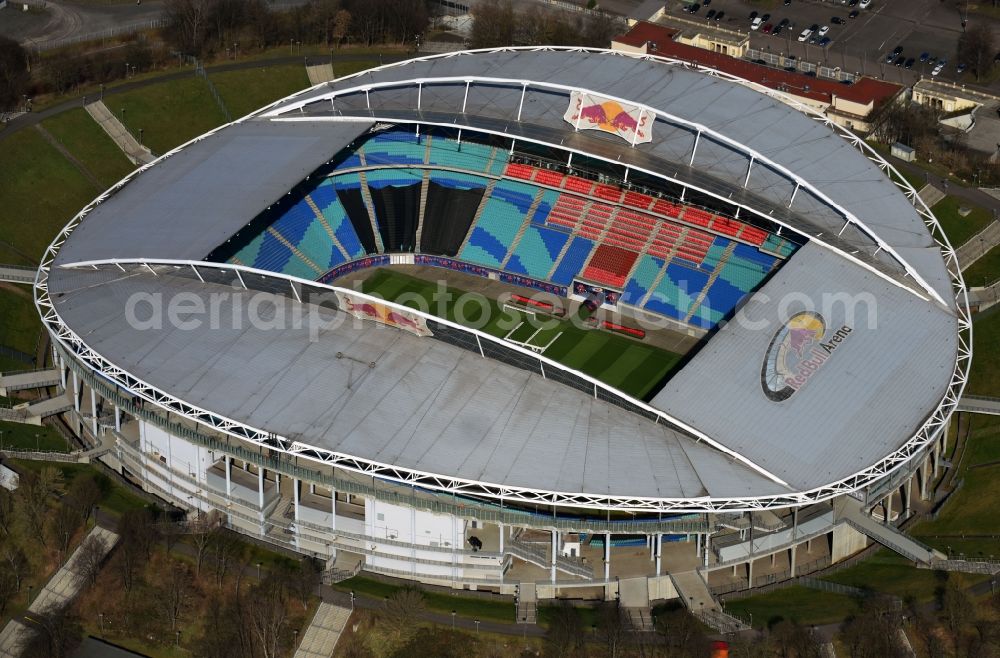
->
(336, 291, 433, 337)
(761, 311, 852, 401)
(563, 92, 652, 144)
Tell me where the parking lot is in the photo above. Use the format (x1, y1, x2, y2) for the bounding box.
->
(666, 0, 1000, 86)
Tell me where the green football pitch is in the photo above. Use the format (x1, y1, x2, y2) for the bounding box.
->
(360, 269, 683, 401)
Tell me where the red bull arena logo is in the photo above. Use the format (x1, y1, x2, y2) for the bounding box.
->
(563, 92, 652, 144)
(335, 291, 433, 337)
(761, 311, 852, 401)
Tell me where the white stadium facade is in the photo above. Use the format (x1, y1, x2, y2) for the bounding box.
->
(36, 48, 969, 620)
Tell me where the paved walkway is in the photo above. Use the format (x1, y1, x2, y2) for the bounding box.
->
(0, 369, 60, 394)
(84, 101, 154, 165)
(293, 602, 352, 658)
(305, 63, 335, 85)
(0, 525, 119, 657)
(0, 266, 34, 285)
(956, 220, 1000, 269)
(956, 394, 1000, 415)
(838, 498, 945, 563)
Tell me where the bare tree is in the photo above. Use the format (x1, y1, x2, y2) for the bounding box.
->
(286, 559, 321, 611)
(1, 542, 28, 593)
(64, 475, 101, 526)
(470, 0, 516, 48)
(332, 9, 352, 47)
(957, 23, 994, 82)
(381, 587, 425, 647)
(246, 576, 288, 658)
(50, 503, 80, 558)
(114, 508, 156, 593)
(596, 602, 628, 658)
(543, 601, 584, 658)
(20, 608, 83, 658)
(210, 528, 244, 588)
(0, 36, 29, 109)
(15, 467, 65, 546)
(0, 568, 16, 616)
(75, 534, 108, 587)
(0, 488, 16, 538)
(155, 563, 193, 632)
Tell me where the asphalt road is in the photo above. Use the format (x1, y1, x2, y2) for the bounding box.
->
(666, 0, 1000, 89)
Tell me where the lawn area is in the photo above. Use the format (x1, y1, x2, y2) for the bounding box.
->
(820, 550, 986, 601)
(41, 107, 135, 188)
(331, 59, 381, 78)
(335, 576, 516, 623)
(113, 76, 227, 155)
(0, 288, 41, 359)
(360, 268, 683, 400)
(0, 129, 97, 265)
(966, 305, 1000, 396)
(723, 585, 860, 629)
(963, 243, 1000, 288)
(932, 196, 994, 249)
(0, 420, 69, 452)
(211, 64, 311, 119)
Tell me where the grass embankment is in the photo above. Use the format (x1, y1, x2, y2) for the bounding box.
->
(360, 268, 683, 400)
(113, 76, 227, 155)
(42, 107, 135, 188)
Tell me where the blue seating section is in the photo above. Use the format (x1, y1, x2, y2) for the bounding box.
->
(492, 180, 537, 213)
(360, 131, 426, 165)
(621, 255, 664, 306)
(459, 195, 529, 268)
(338, 153, 363, 169)
(430, 172, 490, 190)
(530, 190, 561, 225)
(717, 244, 776, 293)
(312, 180, 366, 259)
(549, 236, 594, 285)
(364, 168, 424, 189)
(644, 263, 710, 323)
(425, 133, 495, 173)
(505, 225, 570, 279)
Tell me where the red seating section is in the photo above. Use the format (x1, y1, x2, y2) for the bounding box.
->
(582, 245, 639, 288)
(504, 163, 772, 273)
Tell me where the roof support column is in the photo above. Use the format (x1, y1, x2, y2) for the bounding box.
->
(258, 466, 265, 536)
(59, 355, 66, 390)
(655, 534, 661, 576)
(72, 370, 80, 412)
(293, 477, 300, 550)
(744, 156, 754, 188)
(689, 130, 701, 166)
(462, 81, 470, 113)
(114, 404, 121, 433)
(604, 532, 610, 581)
(516, 84, 528, 121)
(190, 264, 204, 283)
(89, 387, 98, 437)
(224, 454, 232, 498)
(788, 182, 800, 208)
(364, 89, 370, 110)
(630, 109, 645, 147)
(550, 530, 557, 584)
(330, 481, 337, 532)
(417, 82, 422, 111)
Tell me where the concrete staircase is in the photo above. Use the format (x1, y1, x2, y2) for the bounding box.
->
(670, 570, 750, 634)
(838, 498, 945, 564)
(84, 100, 154, 165)
(293, 602, 352, 658)
(916, 183, 945, 208)
(515, 582, 537, 624)
(956, 220, 1000, 270)
(306, 63, 336, 85)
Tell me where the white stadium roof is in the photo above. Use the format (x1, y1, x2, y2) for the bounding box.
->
(37, 49, 969, 512)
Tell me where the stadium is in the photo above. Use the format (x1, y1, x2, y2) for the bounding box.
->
(34, 47, 970, 623)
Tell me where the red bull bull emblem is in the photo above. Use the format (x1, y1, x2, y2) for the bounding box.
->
(563, 92, 652, 144)
(760, 311, 852, 401)
(336, 292, 433, 337)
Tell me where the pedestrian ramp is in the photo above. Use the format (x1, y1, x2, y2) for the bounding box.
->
(294, 602, 352, 658)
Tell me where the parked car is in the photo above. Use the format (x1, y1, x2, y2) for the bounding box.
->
(749, 11, 758, 20)
(706, 9, 716, 19)
(778, 17, 789, 27)
(703, 0, 710, 5)
(760, 13, 771, 22)
(849, 9, 859, 18)
(763, 23, 773, 33)
(893, 55, 905, 67)
(859, 0, 872, 7)
(686, 3, 700, 13)
(784, 0, 791, 5)
(798, 28, 813, 41)
(831, 17, 844, 25)
(751, 16, 763, 29)
(819, 36, 831, 47)
(714, 10, 724, 20)
(904, 58, 915, 69)
(848, 0, 859, 6)
(772, 24, 783, 36)
(956, 63, 967, 74)
(818, 25, 830, 36)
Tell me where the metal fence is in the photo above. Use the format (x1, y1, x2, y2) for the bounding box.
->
(744, 48, 857, 83)
(33, 18, 169, 53)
